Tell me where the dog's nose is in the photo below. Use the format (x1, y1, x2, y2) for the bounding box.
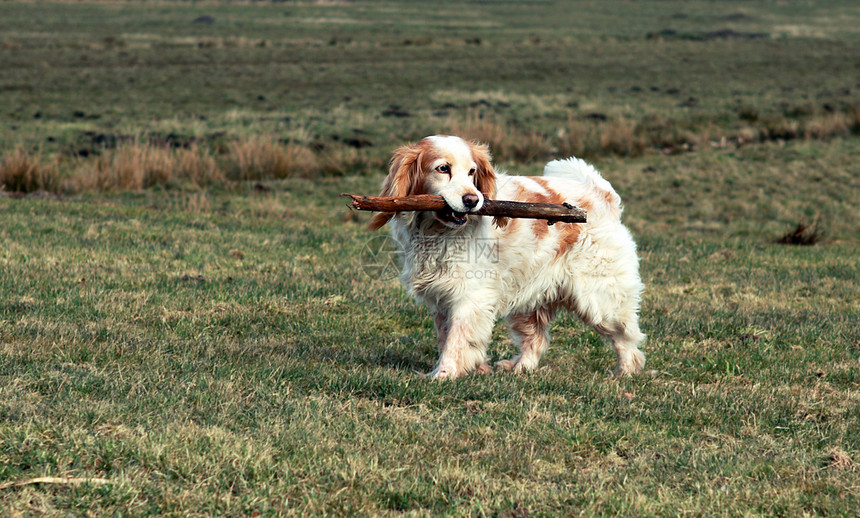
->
(462, 194, 479, 210)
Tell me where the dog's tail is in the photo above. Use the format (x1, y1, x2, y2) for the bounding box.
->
(543, 157, 622, 216)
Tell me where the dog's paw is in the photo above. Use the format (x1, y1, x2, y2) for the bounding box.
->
(428, 369, 455, 380)
(475, 362, 493, 375)
(428, 363, 460, 380)
(612, 348, 646, 378)
(495, 356, 525, 373)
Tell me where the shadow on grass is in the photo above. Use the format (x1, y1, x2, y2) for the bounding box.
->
(372, 347, 433, 374)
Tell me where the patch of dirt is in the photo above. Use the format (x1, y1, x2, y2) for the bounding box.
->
(381, 105, 411, 118)
(0, 190, 63, 201)
(777, 221, 822, 246)
(647, 28, 768, 41)
(824, 448, 855, 470)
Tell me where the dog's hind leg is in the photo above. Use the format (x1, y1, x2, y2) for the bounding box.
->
(602, 322, 646, 377)
(569, 278, 646, 377)
(497, 306, 554, 373)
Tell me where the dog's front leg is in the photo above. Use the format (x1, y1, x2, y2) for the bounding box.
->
(432, 312, 450, 356)
(429, 306, 494, 380)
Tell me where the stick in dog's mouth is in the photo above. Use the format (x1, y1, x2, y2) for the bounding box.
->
(341, 193, 587, 225)
(435, 205, 469, 226)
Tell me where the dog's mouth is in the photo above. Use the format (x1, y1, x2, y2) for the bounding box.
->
(434, 206, 469, 226)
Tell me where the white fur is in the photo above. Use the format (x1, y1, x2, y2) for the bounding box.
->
(424, 135, 484, 214)
(381, 137, 646, 379)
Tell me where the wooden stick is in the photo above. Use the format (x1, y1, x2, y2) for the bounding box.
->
(341, 194, 586, 224)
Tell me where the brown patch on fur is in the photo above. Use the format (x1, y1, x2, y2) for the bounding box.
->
(532, 175, 618, 218)
(508, 183, 531, 202)
(505, 180, 550, 239)
(468, 140, 507, 228)
(469, 141, 495, 198)
(530, 177, 569, 205)
(599, 188, 621, 217)
(369, 139, 438, 230)
(517, 178, 568, 241)
(509, 306, 555, 335)
(532, 218, 549, 238)
(555, 222, 582, 258)
(603, 189, 615, 206)
(519, 186, 553, 205)
(508, 312, 536, 336)
(578, 198, 594, 212)
(515, 177, 584, 256)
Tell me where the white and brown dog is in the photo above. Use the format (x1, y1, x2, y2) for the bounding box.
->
(370, 135, 645, 379)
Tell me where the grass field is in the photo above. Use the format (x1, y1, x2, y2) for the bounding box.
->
(2, 1, 859, 516)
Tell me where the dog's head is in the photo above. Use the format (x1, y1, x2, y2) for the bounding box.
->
(369, 135, 505, 230)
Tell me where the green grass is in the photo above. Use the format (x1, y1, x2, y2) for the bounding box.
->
(2, 138, 859, 515)
(1, 0, 860, 515)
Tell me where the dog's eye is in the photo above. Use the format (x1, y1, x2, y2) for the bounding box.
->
(437, 165, 451, 175)
(468, 168, 476, 176)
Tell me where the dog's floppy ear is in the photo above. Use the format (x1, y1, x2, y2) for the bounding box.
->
(469, 140, 508, 228)
(368, 144, 424, 230)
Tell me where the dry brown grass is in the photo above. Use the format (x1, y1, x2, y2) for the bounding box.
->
(2, 108, 858, 196)
(735, 126, 762, 145)
(558, 117, 596, 158)
(763, 116, 802, 141)
(599, 118, 646, 156)
(803, 112, 852, 140)
(94, 143, 172, 190)
(314, 146, 383, 176)
(0, 147, 60, 193)
(560, 117, 645, 157)
(1, 137, 325, 194)
(446, 111, 551, 162)
(446, 112, 509, 152)
(558, 108, 860, 158)
(225, 137, 319, 180)
(173, 192, 212, 214)
(172, 145, 225, 186)
(73, 141, 224, 191)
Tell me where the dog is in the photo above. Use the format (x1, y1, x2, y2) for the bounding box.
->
(370, 135, 645, 380)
